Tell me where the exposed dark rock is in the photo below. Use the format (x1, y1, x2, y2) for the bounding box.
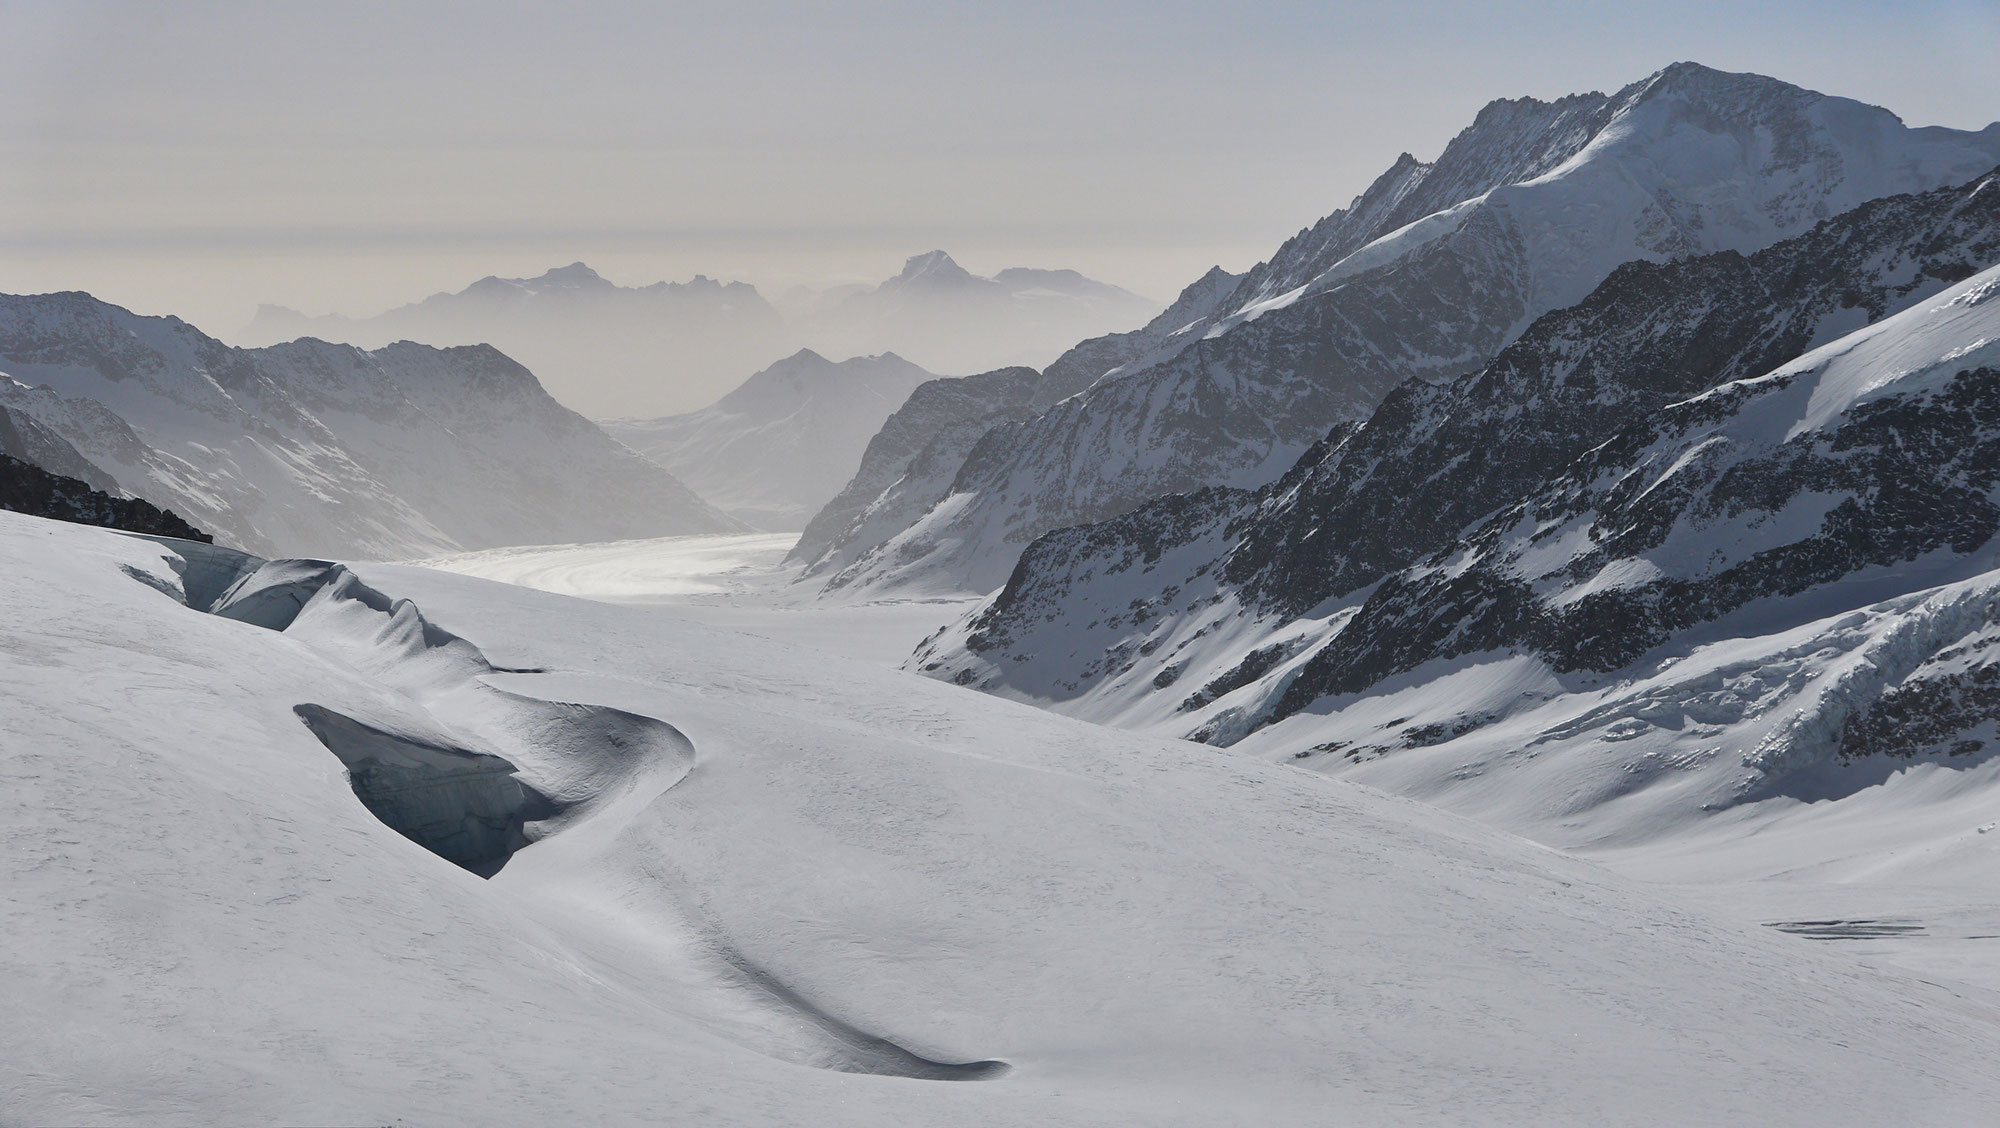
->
(0, 452, 210, 542)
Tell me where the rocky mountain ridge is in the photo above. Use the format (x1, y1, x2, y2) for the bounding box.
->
(806, 62, 2000, 598)
(912, 169, 2000, 837)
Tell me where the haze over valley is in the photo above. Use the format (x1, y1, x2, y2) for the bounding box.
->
(241, 251, 1160, 418)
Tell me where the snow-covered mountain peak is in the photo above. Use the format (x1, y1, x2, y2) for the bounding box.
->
(798, 66, 2000, 601)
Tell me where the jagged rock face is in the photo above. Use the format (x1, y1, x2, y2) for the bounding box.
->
(917, 176, 2000, 794)
(826, 63, 2000, 598)
(604, 350, 938, 531)
(790, 365, 1047, 579)
(0, 292, 740, 557)
(1838, 618, 2000, 762)
(1225, 171, 2000, 620)
(0, 453, 209, 542)
(790, 265, 1243, 584)
(1280, 351, 2000, 714)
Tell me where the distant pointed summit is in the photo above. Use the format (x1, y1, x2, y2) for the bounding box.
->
(531, 262, 610, 289)
(771, 346, 830, 369)
(883, 250, 991, 293)
(900, 250, 960, 276)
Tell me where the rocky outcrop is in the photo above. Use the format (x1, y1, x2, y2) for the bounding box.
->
(0, 451, 209, 542)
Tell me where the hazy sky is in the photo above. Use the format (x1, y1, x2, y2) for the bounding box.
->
(3, 0, 1998, 338)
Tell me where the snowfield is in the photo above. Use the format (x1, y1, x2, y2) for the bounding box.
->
(10, 510, 2000, 1125)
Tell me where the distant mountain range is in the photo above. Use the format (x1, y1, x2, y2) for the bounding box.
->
(603, 349, 938, 530)
(243, 253, 1161, 418)
(797, 62, 2000, 599)
(0, 293, 739, 558)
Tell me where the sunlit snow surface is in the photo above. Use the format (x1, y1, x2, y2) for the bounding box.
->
(12, 511, 2000, 1125)
(410, 532, 979, 666)
(412, 532, 800, 599)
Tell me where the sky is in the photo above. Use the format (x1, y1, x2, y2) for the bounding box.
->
(3, 0, 1998, 340)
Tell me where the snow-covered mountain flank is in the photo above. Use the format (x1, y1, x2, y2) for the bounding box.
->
(915, 167, 2000, 853)
(0, 399, 119, 493)
(0, 292, 739, 558)
(245, 254, 1159, 419)
(603, 349, 937, 530)
(809, 62, 2000, 598)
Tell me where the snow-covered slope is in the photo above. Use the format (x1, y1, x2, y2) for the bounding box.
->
(603, 350, 937, 530)
(921, 238, 2000, 860)
(828, 63, 2000, 596)
(0, 292, 740, 558)
(921, 168, 2000, 719)
(0, 398, 119, 492)
(11, 509, 2000, 1125)
(244, 263, 786, 419)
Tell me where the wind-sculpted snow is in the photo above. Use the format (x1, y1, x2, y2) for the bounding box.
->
(185, 550, 1009, 1078)
(293, 703, 539, 876)
(830, 63, 2000, 596)
(19, 509, 2000, 1123)
(88, 528, 1010, 1084)
(0, 292, 740, 557)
